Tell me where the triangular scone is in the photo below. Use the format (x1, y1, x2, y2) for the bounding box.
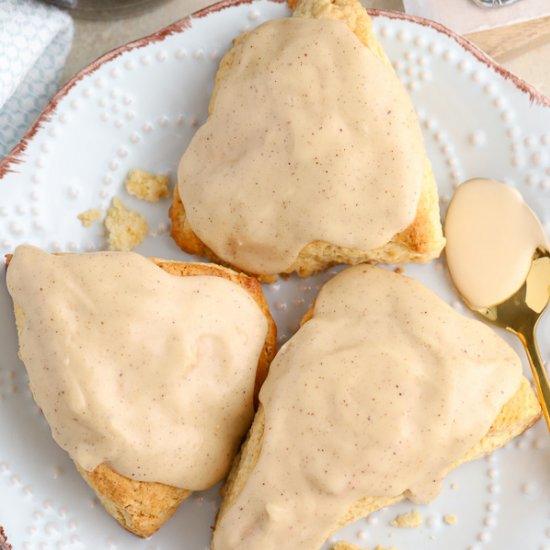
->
(6, 252, 276, 538)
(212, 265, 541, 549)
(170, 0, 445, 280)
(218, 380, 539, 542)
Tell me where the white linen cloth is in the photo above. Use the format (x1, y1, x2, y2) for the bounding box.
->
(0, 0, 73, 157)
(403, 0, 550, 34)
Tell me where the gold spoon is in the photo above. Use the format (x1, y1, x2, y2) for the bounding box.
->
(462, 247, 550, 429)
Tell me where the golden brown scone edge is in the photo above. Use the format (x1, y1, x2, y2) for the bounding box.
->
(77, 464, 191, 538)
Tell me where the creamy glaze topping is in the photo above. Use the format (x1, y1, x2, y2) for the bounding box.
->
(178, 18, 425, 275)
(7, 245, 268, 489)
(213, 265, 522, 549)
(445, 178, 549, 308)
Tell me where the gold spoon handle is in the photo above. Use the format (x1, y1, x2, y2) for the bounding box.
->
(519, 329, 550, 430)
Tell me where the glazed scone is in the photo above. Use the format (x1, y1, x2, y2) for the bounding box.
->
(212, 265, 541, 549)
(170, 0, 445, 279)
(6, 247, 276, 538)
(215, 378, 539, 548)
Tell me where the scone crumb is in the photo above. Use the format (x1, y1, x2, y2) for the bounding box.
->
(332, 543, 362, 550)
(105, 197, 148, 251)
(125, 169, 170, 202)
(77, 208, 102, 227)
(450, 482, 458, 490)
(443, 514, 457, 525)
(394, 267, 404, 274)
(390, 509, 423, 528)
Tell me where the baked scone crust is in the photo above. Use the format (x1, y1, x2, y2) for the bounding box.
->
(214, 292, 541, 545)
(170, 0, 446, 279)
(7, 256, 277, 538)
(218, 378, 540, 536)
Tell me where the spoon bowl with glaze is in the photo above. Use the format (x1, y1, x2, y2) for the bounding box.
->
(469, 247, 550, 429)
(444, 178, 550, 430)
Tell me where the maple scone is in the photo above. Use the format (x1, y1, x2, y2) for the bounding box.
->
(170, 0, 445, 280)
(212, 265, 541, 550)
(6, 245, 276, 538)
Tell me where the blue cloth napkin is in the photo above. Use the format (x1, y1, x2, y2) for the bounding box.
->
(0, 0, 73, 157)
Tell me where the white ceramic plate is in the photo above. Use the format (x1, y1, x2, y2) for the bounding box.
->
(1, 1, 549, 549)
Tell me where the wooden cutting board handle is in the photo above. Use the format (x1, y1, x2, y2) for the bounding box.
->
(465, 15, 550, 60)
